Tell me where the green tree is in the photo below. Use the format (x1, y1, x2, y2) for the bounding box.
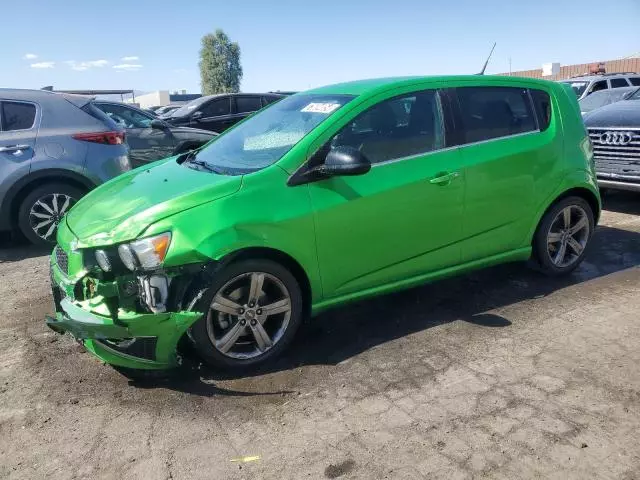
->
(199, 29, 243, 95)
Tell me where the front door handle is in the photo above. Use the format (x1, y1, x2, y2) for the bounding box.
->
(0, 144, 30, 153)
(429, 171, 460, 185)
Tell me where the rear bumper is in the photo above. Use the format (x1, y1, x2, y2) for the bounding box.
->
(598, 179, 640, 192)
(48, 254, 200, 370)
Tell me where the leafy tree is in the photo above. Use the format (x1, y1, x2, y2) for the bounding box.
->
(199, 29, 243, 95)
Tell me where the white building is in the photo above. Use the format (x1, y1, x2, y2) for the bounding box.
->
(126, 90, 201, 108)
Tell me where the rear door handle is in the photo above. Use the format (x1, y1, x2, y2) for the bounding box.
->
(429, 171, 460, 185)
(0, 144, 30, 153)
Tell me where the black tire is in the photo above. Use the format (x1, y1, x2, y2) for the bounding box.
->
(532, 196, 595, 277)
(17, 183, 84, 246)
(188, 259, 304, 371)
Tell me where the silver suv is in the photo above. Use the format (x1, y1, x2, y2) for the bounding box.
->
(0, 89, 130, 245)
(560, 73, 640, 100)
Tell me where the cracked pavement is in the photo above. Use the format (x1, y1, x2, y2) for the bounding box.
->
(1, 192, 640, 479)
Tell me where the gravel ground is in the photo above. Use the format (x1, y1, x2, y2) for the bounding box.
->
(1, 192, 640, 480)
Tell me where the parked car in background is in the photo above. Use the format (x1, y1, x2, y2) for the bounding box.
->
(560, 73, 640, 100)
(164, 93, 284, 133)
(155, 105, 181, 117)
(579, 86, 639, 115)
(47, 76, 600, 377)
(584, 88, 640, 192)
(93, 102, 217, 168)
(0, 89, 130, 245)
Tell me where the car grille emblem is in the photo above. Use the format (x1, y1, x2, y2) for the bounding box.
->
(599, 131, 634, 146)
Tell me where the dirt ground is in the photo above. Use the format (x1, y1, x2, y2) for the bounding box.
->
(1, 192, 640, 480)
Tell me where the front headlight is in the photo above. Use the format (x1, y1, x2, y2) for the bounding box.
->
(95, 249, 112, 272)
(117, 232, 172, 271)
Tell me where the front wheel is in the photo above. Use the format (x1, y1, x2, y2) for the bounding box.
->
(532, 196, 595, 276)
(188, 259, 304, 370)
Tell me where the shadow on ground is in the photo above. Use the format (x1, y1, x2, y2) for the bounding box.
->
(0, 232, 50, 262)
(146, 223, 640, 393)
(601, 190, 640, 215)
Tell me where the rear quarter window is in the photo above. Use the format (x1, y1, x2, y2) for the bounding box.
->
(530, 89, 552, 131)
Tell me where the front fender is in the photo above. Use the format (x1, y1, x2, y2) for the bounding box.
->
(146, 166, 323, 302)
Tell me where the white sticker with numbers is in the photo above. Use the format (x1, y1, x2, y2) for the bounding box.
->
(301, 102, 341, 114)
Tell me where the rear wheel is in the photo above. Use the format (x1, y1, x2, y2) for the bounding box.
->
(17, 183, 84, 246)
(533, 196, 594, 276)
(188, 259, 303, 370)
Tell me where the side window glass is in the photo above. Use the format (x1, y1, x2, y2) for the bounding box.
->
(199, 98, 230, 117)
(610, 78, 630, 88)
(329, 90, 444, 165)
(96, 104, 152, 128)
(530, 89, 552, 132)
(590, 80, 608, 93)
(456, 86, 536, 144)
(236, 96, 262, 113)
(1, 102, 36, 131)
(629, 78, 640, 86)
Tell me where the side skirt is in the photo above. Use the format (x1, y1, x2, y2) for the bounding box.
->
(311, 247, 532, 315)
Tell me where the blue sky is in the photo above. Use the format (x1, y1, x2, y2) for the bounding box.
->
(2, 0, 639, 94)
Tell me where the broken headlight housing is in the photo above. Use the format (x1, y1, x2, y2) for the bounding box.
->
(117, 232, 172, 271)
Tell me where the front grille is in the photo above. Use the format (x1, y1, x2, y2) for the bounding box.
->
(588, 128, 640, 183)
(55, 247, 69, 274)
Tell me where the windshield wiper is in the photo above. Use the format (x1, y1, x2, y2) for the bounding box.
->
(182, 152, 226, 174)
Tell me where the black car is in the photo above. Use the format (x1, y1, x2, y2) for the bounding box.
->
(584, 87, 640, 192)
(164, 93, 284, 133)
(93, 102, 217, 168)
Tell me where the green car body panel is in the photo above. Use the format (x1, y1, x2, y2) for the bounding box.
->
(47, 75, 600, 371)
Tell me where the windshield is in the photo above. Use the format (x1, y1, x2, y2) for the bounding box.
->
(188, 93, 355, 174)
(562, 81, 588, 97)
(169, 96, 211, 117)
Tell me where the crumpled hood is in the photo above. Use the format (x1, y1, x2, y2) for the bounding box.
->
(66, 158, 242, 246)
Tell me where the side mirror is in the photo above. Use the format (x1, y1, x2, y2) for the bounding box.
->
(150, 119, 167, 130)
(320, 146, 371, 176)
(191, 111, 203, 120)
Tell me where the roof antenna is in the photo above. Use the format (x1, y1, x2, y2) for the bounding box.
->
(477, 42, 496, 75)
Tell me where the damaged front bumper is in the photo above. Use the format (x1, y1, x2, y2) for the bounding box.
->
(47, 248, 204, 370)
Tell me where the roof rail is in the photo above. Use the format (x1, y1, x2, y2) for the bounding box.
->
(601, 72, 638, 76)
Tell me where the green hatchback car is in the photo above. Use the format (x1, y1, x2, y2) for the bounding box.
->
(47, 75, 600, 376)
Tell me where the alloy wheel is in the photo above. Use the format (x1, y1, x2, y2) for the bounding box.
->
(546, 205, 590, 268)
(28, 193, 76, 241)
(206, 272, 292, 359)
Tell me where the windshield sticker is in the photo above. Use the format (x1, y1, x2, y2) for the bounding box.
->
(301, 102, 341, 114)
(571, 82, 586, 87)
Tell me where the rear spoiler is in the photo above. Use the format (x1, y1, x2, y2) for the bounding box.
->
(60, 93, 95, 108)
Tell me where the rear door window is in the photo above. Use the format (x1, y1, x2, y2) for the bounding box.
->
(455, 86, 536, 144)
(199, 98, 231, 117)
(1, 101, 36, 131)
(610, 78, 630, 88)
(630, 78, 640, 86)
(235, 96, 262, 114)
